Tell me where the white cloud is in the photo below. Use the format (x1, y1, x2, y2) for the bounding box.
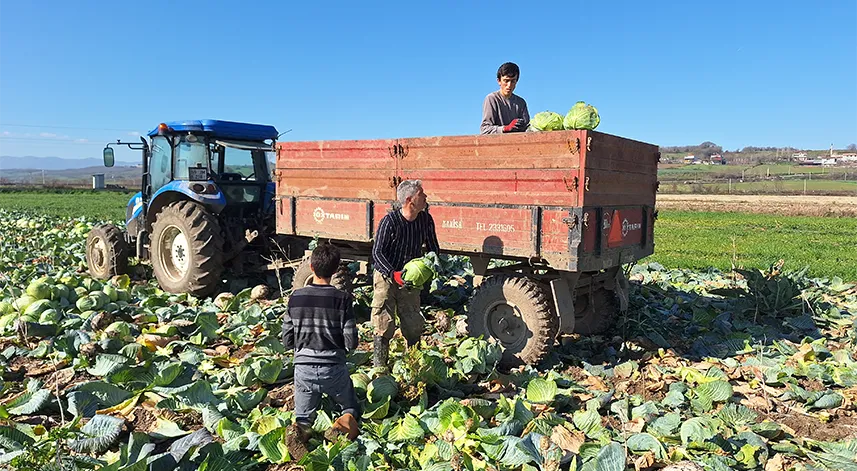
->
(2, 131, 9, 136)
(127, 131, 140, 136)
(75, 138, 89, 143)
(40, 132, 57, 138)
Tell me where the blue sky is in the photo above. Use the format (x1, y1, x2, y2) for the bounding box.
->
(1, 0, 855, 162)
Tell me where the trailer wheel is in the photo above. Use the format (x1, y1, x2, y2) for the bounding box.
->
(85, 224, 130, 280)
(291, 257, 353, 292)
(150, 201, 224, 297)
(466, 275, 558, 368)
(573, 288, 620, 335)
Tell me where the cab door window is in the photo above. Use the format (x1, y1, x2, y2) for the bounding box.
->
(149, 136, 171, 191)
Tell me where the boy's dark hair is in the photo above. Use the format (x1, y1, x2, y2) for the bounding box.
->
(310, 243, 341, 279)
(497, 62, 520, 80)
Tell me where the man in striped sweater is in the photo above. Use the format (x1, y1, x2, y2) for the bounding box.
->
(282, 243, 360, 440)
(371, 179, 441, 369)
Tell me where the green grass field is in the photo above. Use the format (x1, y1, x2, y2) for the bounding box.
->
(659, 163, 854, 179)
(661, 179, 857, 194)
(648, 210, 857, 281)
(0, 189, 135, 221)
(2, 190, 854, 280)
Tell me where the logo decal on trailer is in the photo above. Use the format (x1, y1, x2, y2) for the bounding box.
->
(313, 207, 350, 224)
(621, 218, 641, 237)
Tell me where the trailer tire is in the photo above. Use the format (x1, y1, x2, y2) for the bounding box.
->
(573, 287, 620, 335)
(150, 201, 224, 297)
(466, 275, 558, 369)
(85, 224, 130, 280)
(291, 257, 353, 293)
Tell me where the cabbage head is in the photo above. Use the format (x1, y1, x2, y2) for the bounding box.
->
(24, 299, 53, 318)
(531, 111, 565, 131)
(39, 309, 61, 324)
(26, 281, 52, 300)
(402, 256, 437, 288)
(563, 101, 600, 130)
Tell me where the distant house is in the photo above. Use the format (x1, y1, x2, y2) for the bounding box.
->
(684, 155, 697, 164)
(792, 152, 808, 159)
(709, 153, 726, 165)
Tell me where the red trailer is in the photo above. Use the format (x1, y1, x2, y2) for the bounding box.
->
(274, 130, 659, 367)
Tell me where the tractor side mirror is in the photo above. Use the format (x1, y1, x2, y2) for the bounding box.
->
(103, 147, 115, 167)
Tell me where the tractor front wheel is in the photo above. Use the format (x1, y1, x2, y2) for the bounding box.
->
(292, 257, 353, 292)
(85, 224, 130, 280)
(150, 201, 224, 297)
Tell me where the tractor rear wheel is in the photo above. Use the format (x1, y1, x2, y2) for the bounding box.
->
(150, 201, 224, 297)
(466, 275, 558, 369)
(292, 257, 353, 292)
(85, 224, 130, 280)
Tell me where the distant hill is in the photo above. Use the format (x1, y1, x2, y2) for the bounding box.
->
(0, 155, 138, 170)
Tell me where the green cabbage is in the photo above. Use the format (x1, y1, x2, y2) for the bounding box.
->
(103, 285, 119, 302)
(0, 301, 12, 316)
(402, 256, 437, 288)
(563, 101, 600, 130)
(24, 299, 53, 317)
(51, 284, 70, 301)
(13, 295, 36, 313)
(76, 296, 100, 312)
(90, 291, 110, 309)
(39, 309, 61, 324)
(81, 278, 102, 292)
(26, 281, 52, 300)
(103, 321, 132, 339)
(531, 111, 565, 131)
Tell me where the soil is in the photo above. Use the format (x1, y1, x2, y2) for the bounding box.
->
(160, 408, 203, 430)
(8, 355, 47, 377)
(285, 423, 310, 462)
(760, 410, 857, 442)
(130, 407, 158, 433)
(656, 194, 857, 217)
(267, 383, 295, 410)
(797, 378, 825, 392)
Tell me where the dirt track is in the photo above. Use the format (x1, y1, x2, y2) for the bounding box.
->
(656, 194, 857, 217)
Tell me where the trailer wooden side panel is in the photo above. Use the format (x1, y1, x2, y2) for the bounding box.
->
(274, 130, 659, 271)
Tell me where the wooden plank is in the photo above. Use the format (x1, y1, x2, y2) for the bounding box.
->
(404, 168, 581, 206)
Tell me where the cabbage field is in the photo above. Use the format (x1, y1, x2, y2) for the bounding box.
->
(1, 208, 856, 471)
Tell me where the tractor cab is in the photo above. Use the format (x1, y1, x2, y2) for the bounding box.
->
(104, 120, 278, 230)
(96, 120, 279, 297)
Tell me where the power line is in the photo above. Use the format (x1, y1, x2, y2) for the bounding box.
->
(0, 123, 141, 132)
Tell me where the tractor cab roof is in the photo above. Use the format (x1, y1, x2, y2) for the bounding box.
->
(147, 119, 278, 141)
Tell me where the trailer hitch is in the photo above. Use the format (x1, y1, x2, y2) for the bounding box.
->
(224, 229, 259, 263)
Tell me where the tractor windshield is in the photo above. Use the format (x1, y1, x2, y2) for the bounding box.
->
(174, 135, 209, 179)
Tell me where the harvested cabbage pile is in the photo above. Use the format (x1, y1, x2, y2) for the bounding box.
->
(528, 101, 601, 132)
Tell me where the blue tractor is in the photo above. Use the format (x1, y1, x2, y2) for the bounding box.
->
(86, 119, 295, 296)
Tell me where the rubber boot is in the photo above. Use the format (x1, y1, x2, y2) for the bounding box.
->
(373, 336, 389, 370)
(404, 332, 420, 349)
